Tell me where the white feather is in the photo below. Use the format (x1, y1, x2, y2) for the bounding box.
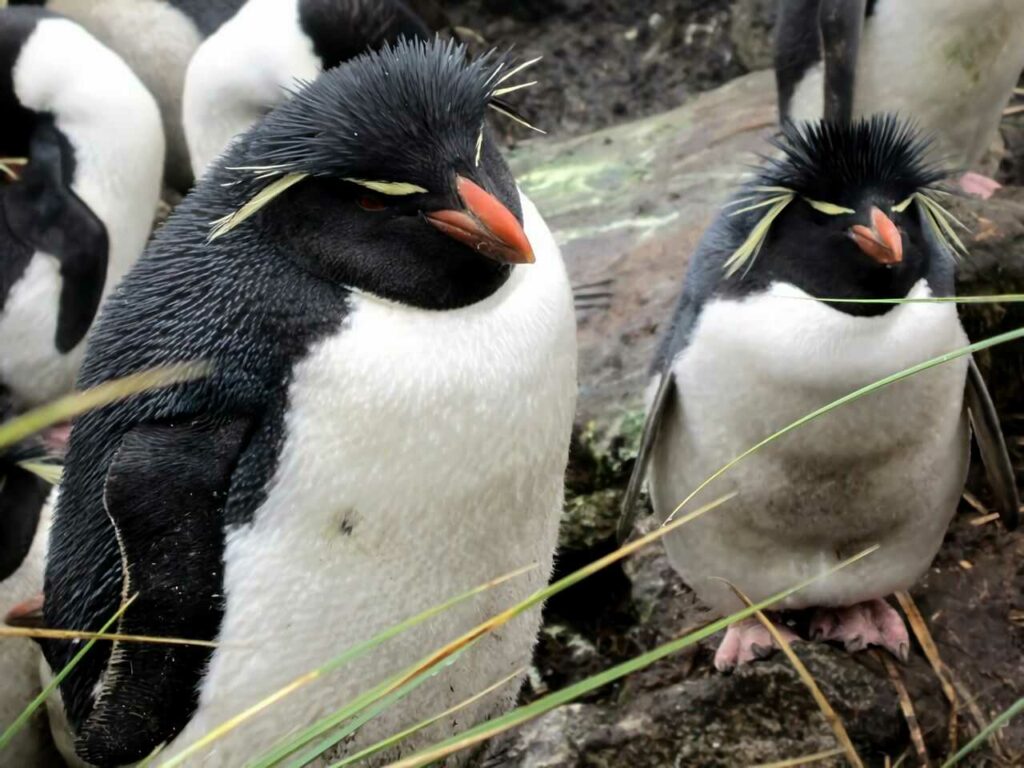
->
(651, 280, 971, 615)
(789, 0, 1024, 169)
(183, 0, 321, 179)
(154, 192, 578, 766)
(0, 17, 164, 408)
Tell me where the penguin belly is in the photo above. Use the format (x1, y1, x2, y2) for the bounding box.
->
(0, 494, 61, 767)
(0, 256, 83, 408)
(183, 0, 321, 178)
(789, 0, 1024, 169)
(652, 280, 970, 616)
(46, 0, 206, 191)
(160, 195, 577, 766)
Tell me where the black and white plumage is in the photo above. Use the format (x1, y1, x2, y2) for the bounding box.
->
(0, 392, 57, 768)
(183, 0, 431, 178)
(19, 0, 245, 191)
(619, 116, 1019, 670)
(0, 7, 164, 409)
(41, 39, 576, 766)
(776, 0, 1024, 195)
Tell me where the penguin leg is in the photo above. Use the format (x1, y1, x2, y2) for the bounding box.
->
(714, 615, 801, 672)
(810, 598, 910, 661)
(958, 172, 1002, 200)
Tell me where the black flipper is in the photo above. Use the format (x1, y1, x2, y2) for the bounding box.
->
(2, 121, 109, 353)
(616, 371, 676, 544)
(75, 416, 251, 765)
(818, 0, 866, 124)
(0, 388, 52, 584)
(0, 449, 50, 583)
(965, 357, 1020, 531)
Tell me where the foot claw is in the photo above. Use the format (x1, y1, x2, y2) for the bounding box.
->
(714, 616, 800, 671)
(810, 598, 911, 661)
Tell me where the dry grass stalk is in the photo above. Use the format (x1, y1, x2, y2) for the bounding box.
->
(895, 592, 958, 754)
(879, 651, 930, 767)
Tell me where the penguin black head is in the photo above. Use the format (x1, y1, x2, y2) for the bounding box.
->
(721, 115, 964, 315)
(209, 37, 539, 310)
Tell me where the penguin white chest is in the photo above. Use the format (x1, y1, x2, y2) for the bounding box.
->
(167, 200, 577, 764)
(651, 280, 970, 614)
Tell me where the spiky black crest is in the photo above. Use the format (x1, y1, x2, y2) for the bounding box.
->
(762, 115, 946, 203)
(239, 37, 521, 181)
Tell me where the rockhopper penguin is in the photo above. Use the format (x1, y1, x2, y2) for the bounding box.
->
(183, 0, 431, 178)
(776, 0, 1024, 198)
(41, 38, 577, 767)
(618, 115, 1019, 671)
(0, 7, 164, 410)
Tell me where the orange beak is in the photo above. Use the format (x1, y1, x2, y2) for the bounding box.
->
(425, 176, 535, 265)
(850, 206, 903, 265)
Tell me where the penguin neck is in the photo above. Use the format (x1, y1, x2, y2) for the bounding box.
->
(14, 17, 165, 290)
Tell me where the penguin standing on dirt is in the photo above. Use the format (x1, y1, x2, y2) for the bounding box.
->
(41, 38, 576, 767)
(618, 114, 1020, 670)
(0, 7, 164, 410)
(775, 0, 1024, 198)
(183, 0, 430, 178)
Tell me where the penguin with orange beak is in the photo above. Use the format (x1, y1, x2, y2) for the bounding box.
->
(39, 39, 576, 766)
(617, 114, 1019, 671)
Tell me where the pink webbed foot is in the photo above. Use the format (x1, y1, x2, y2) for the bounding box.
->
(959, 172, 1002, 200)
(811, 598, 910, 662)
(714, 616, 800, 672)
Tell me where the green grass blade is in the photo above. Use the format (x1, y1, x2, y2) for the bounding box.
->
(382, 546, 880, 768)
(0, 595, 137, 753)
(666, 326, 1024, 523)
(244, 494, 734, 768)
(0, 364, 209, 451)
(326, 669, 523, 768)
(281, 644, 476, 768)
(940, 697, 1024, 767)
(156, 565, 536, 768)
(16, 460, 63, 485)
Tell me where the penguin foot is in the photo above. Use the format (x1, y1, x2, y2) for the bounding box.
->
(714, 616, 801, 672)
(810, 598, 909, 662)
(958, 172, 1002, 200)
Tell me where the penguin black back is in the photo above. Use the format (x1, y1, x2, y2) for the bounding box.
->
(300, 0, 430, 67)
(43, 38, 537, 764)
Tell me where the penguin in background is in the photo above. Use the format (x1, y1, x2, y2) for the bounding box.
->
(775, 0, 1024, 198)
(0, 391, 59, 768)
(183, 0, 431, 179)
(41, 37, 576, 767)
(0, 7, 164, 412)
(616, 113, 1020, 671)
(17, 0, 245, 191)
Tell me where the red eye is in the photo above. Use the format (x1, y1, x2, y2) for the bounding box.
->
(357, 195, 387, 212)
